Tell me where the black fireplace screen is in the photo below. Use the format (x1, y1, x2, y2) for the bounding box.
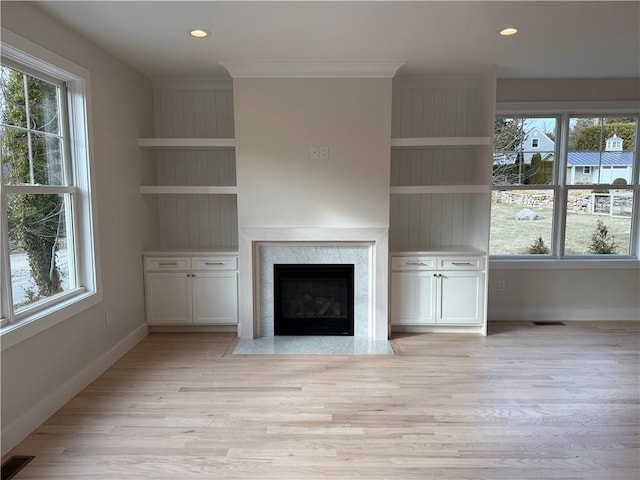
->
(274, 264, 354, 336)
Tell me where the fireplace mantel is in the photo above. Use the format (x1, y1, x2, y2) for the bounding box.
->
(238, 227, 389, 341)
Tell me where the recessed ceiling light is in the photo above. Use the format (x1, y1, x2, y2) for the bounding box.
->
(499, 27, 518, 36)
(188, 29, 210, 38)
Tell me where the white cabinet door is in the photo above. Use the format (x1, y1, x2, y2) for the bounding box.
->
(390, 271, 437, 325)
(192, 272, 238, 324)
(438, 271, 484, 324)
(145, 273, 191, 324)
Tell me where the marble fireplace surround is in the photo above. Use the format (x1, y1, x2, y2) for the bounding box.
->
(238, 228, 389, 341)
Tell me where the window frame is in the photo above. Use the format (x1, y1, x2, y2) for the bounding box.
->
(491, 101, 640, 264)
(0, 28, 101, 350)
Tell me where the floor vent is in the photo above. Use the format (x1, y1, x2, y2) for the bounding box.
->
(1, 456, 34, 480)
(532, 321, 566, 326)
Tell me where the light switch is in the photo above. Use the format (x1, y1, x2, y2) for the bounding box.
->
(310, 146, 319, 160)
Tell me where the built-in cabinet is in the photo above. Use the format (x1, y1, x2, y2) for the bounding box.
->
(390, 253, 485, 328)
(144, 254, 238, 326)
(140, 79, 240, 328)
(389, 73, 496, 335)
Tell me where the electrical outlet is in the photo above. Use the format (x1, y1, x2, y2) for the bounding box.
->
(311, 145, 329, 160)
(497, 280, 506, 292)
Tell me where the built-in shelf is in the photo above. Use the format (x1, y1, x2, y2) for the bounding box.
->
(140, 186, 238, 195)
(138, 138, 236, 149)
(390, 137, 491, 148)
(390, 185, 490, 194)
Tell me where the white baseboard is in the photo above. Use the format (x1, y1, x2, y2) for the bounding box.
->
(391, 325, 486, 335)
(149, 325, 238, 333)
(1, 323, 149, 456)
(488, 307, 640, 321)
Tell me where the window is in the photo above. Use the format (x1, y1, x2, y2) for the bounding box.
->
(1, 31, 99, 347)
(531, 138, 539, 148)
(492, 117, 557, 255)
(491, 113, 638, 258)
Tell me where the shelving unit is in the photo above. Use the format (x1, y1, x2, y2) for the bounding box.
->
(140, 79, 238, 250)
(139, 80, 240, 330)
(389, 73, 496, 335)
(390, 185, 490, 194)
(138, 138, 236, 149)
(140, 186, 238, 195)
(390, 137, 490, 148)
(389, 74, 496, 253)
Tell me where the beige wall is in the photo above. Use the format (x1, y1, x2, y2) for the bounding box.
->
(489, 267, 640, 321)
(234, 78, 392, 229)
(1, 2, 155, 452)
(497, 78, 640, 103)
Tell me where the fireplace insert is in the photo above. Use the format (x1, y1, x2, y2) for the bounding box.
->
(274, 264, 354, 336)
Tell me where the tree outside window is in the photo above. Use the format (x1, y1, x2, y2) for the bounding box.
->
(1, 64, 75, 312)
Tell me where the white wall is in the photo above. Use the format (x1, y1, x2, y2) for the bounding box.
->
(490, 77, 640, 322)
(1, 2, 154, 453)
(234, 78, 392, 228)
(489, 267, 640, 321)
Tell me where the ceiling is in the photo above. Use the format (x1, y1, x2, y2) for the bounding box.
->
(33, 1, 640, 80)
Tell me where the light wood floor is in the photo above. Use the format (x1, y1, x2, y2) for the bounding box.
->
(5, 321, 639, 479)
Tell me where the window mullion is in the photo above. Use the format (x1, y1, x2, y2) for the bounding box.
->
(22, 74, 36, 185)
(632, 120, 640, 257)
(555, 112, 570, 258)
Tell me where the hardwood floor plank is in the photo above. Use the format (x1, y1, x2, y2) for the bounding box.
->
(4, 321, 639, 479)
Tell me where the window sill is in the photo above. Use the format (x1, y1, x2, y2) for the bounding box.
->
(0, 289, 102, 351)
(489, 257, 640, 270)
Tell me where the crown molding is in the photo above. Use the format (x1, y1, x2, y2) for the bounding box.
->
(220, 62, 406, 78)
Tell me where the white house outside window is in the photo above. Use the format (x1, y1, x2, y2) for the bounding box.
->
(1, 30, 100, 347)
(491, 114, 638, 258)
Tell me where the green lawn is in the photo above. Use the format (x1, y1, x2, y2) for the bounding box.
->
(490, 201, 631, 255)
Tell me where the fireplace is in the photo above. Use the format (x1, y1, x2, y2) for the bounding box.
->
(274, 264, 354, 336)
(238, 229, 389, 340)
